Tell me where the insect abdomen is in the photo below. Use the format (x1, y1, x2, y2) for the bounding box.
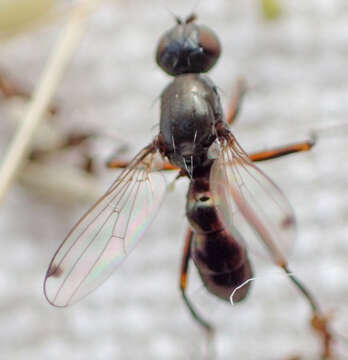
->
(192, 230, 253, 302)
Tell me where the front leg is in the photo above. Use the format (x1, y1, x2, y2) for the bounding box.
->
(248, 137, 315, 162)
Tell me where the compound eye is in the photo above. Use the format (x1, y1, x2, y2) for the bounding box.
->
(197, 26, 221, 71)
(156, 36, 169, 69)
(156, 23, 221, 75)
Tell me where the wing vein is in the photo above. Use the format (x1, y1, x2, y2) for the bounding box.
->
(63, 169, 144, 304)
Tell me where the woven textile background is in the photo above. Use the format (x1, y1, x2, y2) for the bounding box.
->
(0, 1, 347, 359)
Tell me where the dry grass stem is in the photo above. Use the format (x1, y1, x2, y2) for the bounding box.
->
(0, 0, 104, 205)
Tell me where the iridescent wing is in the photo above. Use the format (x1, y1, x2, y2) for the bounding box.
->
(210, 134, 296, 265)
(44, 144, 167, 307)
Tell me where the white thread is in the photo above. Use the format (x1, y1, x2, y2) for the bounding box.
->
(229, 277, 256, 305)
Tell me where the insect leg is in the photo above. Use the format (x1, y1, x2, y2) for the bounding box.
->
(107, 158, 179, 171)
(180, 228, 213, 333)
(248, 137, 315, 162)
(225, 78, 246, 125)
(280, 263, 333, 359)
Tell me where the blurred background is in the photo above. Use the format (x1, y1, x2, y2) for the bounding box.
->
(0, 0, 347, 359)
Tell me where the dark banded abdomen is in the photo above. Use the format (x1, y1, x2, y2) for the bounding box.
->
(191, 229, 253, 302)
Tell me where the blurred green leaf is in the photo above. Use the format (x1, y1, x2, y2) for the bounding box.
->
(260, 0, 282, 20)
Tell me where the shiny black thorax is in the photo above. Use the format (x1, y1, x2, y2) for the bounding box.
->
(159, 74, 223, 175)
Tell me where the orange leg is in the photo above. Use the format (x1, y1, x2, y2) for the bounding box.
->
(248, 136, 333, 358)
(226, 78, 247, 125)
(248, 137, 315, 162)
(107, 158, 178, 171)
(107, 138, 315, 171)
(179, 228, 213, 333)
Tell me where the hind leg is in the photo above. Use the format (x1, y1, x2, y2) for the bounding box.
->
(179, 228, 213, 333)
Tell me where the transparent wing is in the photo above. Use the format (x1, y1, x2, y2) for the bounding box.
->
(210, 134, 296, 266)
(44, 144, 167, 307)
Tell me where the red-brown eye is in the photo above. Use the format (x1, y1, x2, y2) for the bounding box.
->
(197, 25, 221, 71)
(155, 22, 221, 76)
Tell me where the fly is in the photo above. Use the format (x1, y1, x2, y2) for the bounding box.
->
(44, 14, 335, 359)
